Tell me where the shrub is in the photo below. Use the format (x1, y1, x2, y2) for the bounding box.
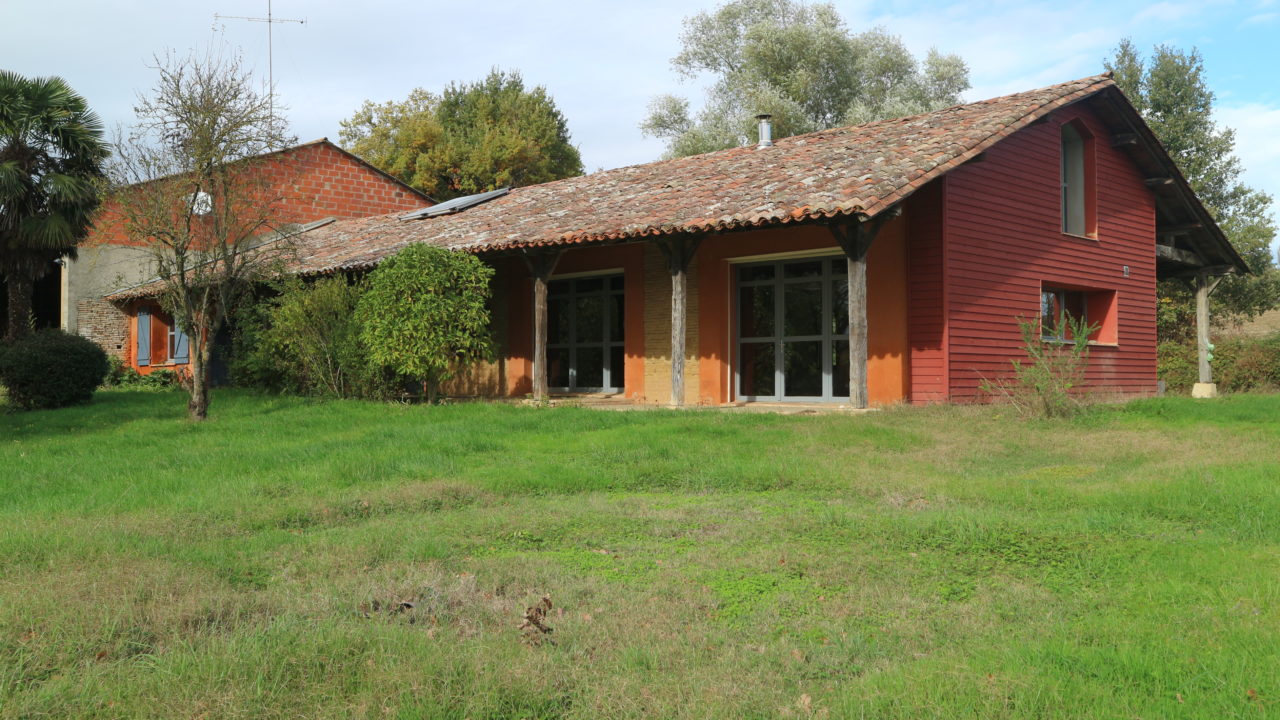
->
(233, 277, 398, 399)
(1160, 334, 1280, 394)
(0, 330, 110, 410)
(982, 315, 1098, 418)
(356, 244, 494, 402)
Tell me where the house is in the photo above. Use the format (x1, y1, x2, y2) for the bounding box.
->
(108, 75, 1247, 404)
(60, 139, 431, 368)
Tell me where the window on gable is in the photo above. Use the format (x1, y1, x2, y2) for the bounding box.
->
(1061, 121, 1096, 236)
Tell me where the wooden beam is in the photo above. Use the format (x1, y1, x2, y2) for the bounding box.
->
(1155, 243, 1204, 266)
(1144, 177, 1174, 188)
(655, 236, 703, 407)
(828, 206, 900, 409)
(521, 249, 562, 402)
(1111, 133, 1138, 147)
(1158, 222, 1202, 234)
(1195, 270, 1213, 386)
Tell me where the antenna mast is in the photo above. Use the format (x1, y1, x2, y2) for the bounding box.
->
(214, 1, 306, 121)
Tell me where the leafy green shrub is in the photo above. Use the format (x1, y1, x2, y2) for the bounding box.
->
(356, 244, 494, 402)
(982, 315, 1098, 418)
(0, 330, 109, 410)
(1160, 334, 1280, 393)
(233, 277, 397, 399)
(1156, 340, 1197, 393)
(102, 355, 182, 391)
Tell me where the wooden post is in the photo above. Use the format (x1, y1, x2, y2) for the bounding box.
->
(656, 236, 702, 407)
(522, 249, 562, 402)
(829, 208, 898, 409)
(1192, 270, 1222, 398)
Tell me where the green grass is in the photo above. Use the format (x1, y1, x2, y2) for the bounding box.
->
(1, 390, 1278, 719)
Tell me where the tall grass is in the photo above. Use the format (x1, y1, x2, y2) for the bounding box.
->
(1, 390, 1278, 718)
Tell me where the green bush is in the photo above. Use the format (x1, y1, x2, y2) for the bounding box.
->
(102, 356, 182, 391)
(1158, 334, 1280, 394)
(356, 244, 493, 402)
(981, 315, 1098, 418)
(233, 277, 398, 399)
(0, 330, 110, 410)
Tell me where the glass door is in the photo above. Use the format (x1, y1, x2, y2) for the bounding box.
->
(547, 274, 625, 392)
(736, 257, 849, 402)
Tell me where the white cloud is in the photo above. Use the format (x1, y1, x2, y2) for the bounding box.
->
(1241, 11, 1279, 25)
(1134, 2, 1204, 23)
(1216, 103, 1280, 248)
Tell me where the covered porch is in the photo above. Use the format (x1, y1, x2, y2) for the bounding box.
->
(460, 208, 911, 408)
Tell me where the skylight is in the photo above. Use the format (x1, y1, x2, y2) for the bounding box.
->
(400, 187, 510, 220)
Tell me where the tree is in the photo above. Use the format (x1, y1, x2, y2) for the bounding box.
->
(641, 0, 969, 158)
(339, 70, 583, 201)
(112, 48, 294, 421)
(355, 244, 493, 403)
(1106, 40, 1279, 341)
(0, 72, 108, 340)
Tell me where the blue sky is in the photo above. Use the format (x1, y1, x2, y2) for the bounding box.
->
(4, 1, 1278, 235)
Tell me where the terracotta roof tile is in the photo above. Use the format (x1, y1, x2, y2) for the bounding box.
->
(110, 75, 1114, 299)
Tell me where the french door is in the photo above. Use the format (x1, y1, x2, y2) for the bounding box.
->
(736, 257, 849, 402)
(547, 274, 625, 392)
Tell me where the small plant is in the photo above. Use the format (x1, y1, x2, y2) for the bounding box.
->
(0, 330, 110, 410)
(982, 314, 1098, 418)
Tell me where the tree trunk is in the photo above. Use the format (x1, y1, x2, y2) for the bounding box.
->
(5, 274, 34, 341)
(188, 339, 211, 421)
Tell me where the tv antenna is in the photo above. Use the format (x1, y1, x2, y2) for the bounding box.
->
(214, 1, 306, 121)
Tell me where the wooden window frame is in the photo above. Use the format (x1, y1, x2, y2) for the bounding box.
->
(1061, 120, 1097, 238)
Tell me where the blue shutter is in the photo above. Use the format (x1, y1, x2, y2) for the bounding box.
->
(173, 325, 190, 364)
(136, 308, 151, 367)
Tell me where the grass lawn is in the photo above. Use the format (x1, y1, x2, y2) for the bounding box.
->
(1, 390, 1277, 719)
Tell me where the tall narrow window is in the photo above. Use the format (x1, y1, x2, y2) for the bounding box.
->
(1060, 121, 1095, 236)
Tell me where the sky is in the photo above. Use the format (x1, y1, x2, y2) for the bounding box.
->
(3, 0, 1279, 232)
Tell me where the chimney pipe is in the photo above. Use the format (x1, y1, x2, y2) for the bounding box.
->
(756, 114, 773, 148)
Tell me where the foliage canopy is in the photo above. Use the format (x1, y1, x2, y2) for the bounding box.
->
(1106, 39, 1278, 340)
(641, 0, 970, 157)
(355, 243, 493, 401)
(0, 71, 108, 339)
(340, 70, 583, 201)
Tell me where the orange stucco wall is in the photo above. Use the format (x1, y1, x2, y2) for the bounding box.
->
(503, 244, 646, 399)
(694, 218, 910, 406)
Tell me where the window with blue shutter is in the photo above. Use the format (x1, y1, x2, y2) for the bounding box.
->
(136, 308, 151, 367)
(170, 323, 190, 364)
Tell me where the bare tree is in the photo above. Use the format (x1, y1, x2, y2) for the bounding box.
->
(112, 48, 296, 420)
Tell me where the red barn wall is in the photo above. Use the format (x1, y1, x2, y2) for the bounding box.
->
(905, 179, 948, 404)
(941, 102, 1159, 400)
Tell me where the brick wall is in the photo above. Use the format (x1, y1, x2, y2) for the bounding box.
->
(85, 140, 430, 248)
(76, 299, 128, 359)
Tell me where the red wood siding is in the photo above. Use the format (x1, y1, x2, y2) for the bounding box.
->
(905, 179, 948, 403)
(941, 102, 1158, 400)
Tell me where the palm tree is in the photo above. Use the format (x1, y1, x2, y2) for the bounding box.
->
(0, 71, 108, 340)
